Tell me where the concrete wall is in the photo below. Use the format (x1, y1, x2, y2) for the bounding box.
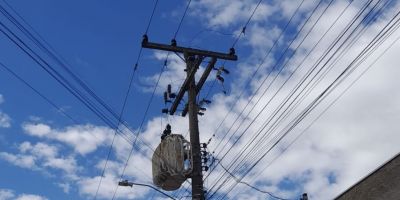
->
(335, 153, 400, 200)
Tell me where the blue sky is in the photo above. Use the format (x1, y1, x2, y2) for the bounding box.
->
(1, 0, 400, 200)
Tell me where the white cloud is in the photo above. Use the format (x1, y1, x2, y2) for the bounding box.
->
(0, 189, 14, 200)
(140, 52, 207, 96)
(22, 123, 51, 137)
(2, 1, 399, 200)
(0, 142, 79, 175)
(78, 174, 150, 200)
(22, 123, 113, 155)
(15, 194, 48, 200)
(126, 1, 400, 199)
(190, 0, 274, 28)
(57, 182, 71, 194)
(0, 188, 47, 200)
(0, 152, 37, 169)
(0, 94, 11, 128)
(0, 112, 11, 128)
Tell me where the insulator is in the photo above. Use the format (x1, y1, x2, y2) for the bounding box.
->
(201, 143, 207, 148)
(198, 112, 204, 116)
(169, 93, 176, 98)
(202, 166, 209, 172)
(171, 39, 177, 46)
(166, 124, 171, 130)
(142, 34, 148, 45)
(202, 157, 208, 163)
(201, 151, 208, 156)
(199, 107, 206, 111)
(167, 84, 172, 94)
(216, 75, 224, 83)
(161, 108, 169, 114)
(202, 99, 211, 104)
(163, 129, 171, 135)
(221, 67, 230, 74)
(242, 26, 246, 34)
(229, 47, 235, 55)
(164, 92, 168, 103)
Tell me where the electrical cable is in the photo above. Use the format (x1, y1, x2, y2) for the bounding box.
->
(0, 4, 187, 198)
(225, 0, 387, 185)
(217, 161, 290, 200)
(93, 0, 160, 198)
(0, 4, 177, 199)
(205, 0, 382, 197)
(205, 0, 326, 191)
(203, 0, 306, 158)
(242, 33, 400, 197)
(209, 0, 373, 187)
(0, 3, 138, 145)
(214, 5, 400, 197)
(173, 0, 192, 40)
(0, 62, 78, 124)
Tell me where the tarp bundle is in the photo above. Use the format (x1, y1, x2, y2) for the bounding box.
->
(152, 134, 192, 191)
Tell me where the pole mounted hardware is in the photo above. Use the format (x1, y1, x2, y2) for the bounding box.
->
(142, 35, 237, 200)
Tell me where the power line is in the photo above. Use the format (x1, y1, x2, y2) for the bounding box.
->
(0, 62, 78, 124)
(217, 161, 290, 200)
(111, 62, 168, 200)
(205, 0, 327, 193)
(93, 0, 161, 198)
(112, 0, 197, 198)
(173, 0, 192, 40)
(231, 0, 264, 48)
(0, 3, 138, 145)
(200, 0, 271, 107)
(0, 3, 190, 199)
(203, 0, 306, 160)
(205, 0, 382, 197)
(245, 33, 400, 195)
(0, 5, 179, 199)
(229, 0, 388, 181)
(210, 0, 371, 187)
(214, 3, 400, 197)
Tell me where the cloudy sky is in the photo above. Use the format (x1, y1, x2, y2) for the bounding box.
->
(1, 0, 400, 199)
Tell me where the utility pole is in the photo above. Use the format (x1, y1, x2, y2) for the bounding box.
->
(142, 35, 237, 199)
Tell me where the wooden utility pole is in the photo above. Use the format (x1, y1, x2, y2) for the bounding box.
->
(142, 35, 237, 199)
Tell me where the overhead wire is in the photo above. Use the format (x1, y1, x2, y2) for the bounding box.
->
(0, 62, 78, 124)
(176, 1, 267, 161)
(206, 0, 378, 196)
(208, 0, 380, 197)
(200, 0, 268, 114)
(0, 3, 138, 146)
(203, 0, 306, 159)
(93, 0, 160, 199)
(213, 1, 400, 197)
(218, 161, 290, 200)
(205, 0, 327, 194)
(242, 27, 400, 197)
(113, 0, 195, 199)
(0, 2, 174, 199)
(209, 0, 373, 189)
(225, 0, 386, 185)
